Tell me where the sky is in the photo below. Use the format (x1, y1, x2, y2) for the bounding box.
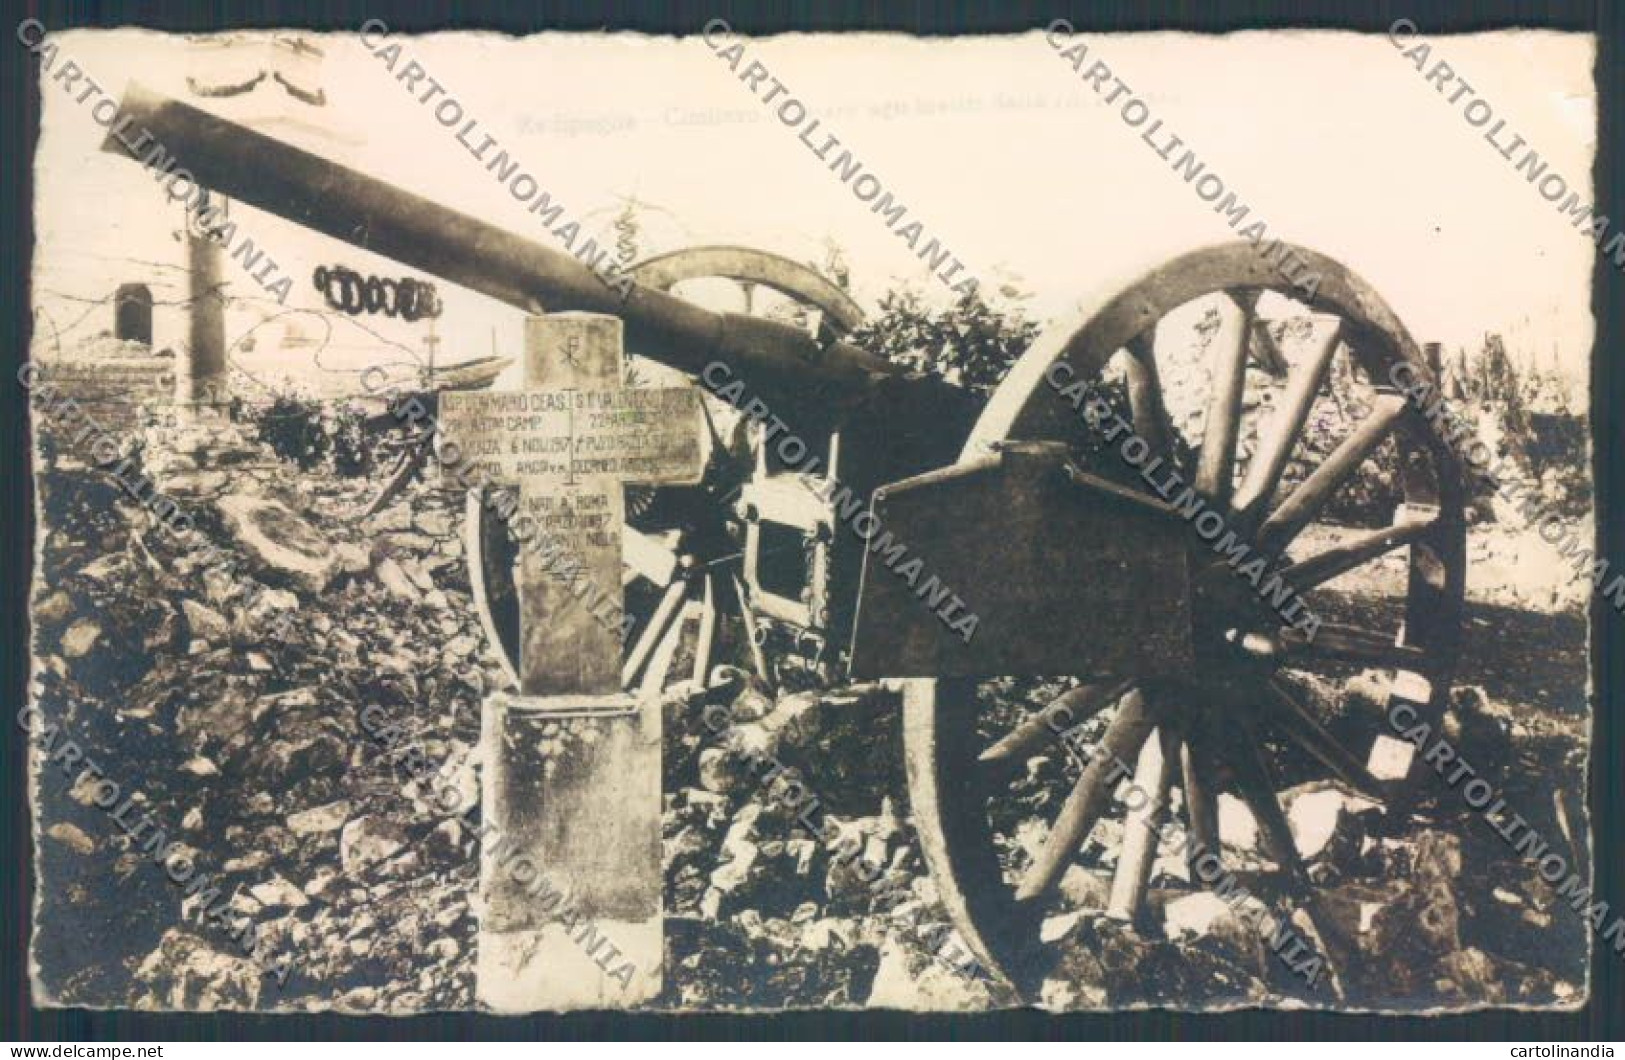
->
(29, 25, 1597, 395)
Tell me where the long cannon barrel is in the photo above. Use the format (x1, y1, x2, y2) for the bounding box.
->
(100, 84, 905, 399)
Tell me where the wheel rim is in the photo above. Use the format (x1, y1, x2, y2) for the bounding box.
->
(466, 246, 864, 695)
(905, 242, 1467, 1001)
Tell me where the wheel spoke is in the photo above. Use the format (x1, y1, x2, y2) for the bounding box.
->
(1105, 725, 1177, 924)
(1230, 740, 1302, 878)
(1279, 622, 1427, 669)
(637, 598, 690, 697)
(1248, 316, 1291, 377)
(979, 677, 1133, 765)
(622, 575, 689, 688)
(690, 573, 718, 686)
(1194, 290, 1259, 506)
(1232, 318, 1342, 523)
(730, 573, 775, 691)
(1124, 333, 1174, 461)
(1230, 733, 1350, 1000)
(1016, 689, 1158, 902)
(1180, 728, 1223, 880)
(1262, 679, 1388, 800)
(1257, 393, 1407, 552)
(1277, 514, 1436, 589)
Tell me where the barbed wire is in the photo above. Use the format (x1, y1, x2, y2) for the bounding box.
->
(312, 265, 443, 322)
(34, 280, 439, 384)
(35, 249, 193, 276)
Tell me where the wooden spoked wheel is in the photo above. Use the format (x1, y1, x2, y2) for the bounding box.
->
(904, 243, 1466, 1001)
(466, 245, 864, 694)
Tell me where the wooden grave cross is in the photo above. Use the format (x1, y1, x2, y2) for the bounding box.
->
(439, 312, 705, 694)
(437, 312, 703, 1011)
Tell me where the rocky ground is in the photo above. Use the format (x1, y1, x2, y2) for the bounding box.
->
(25, 394, 1594, 1013)
(29, 411, 487, 1013)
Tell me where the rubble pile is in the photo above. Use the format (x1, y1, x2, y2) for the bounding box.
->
(29, 413, 491, 1012)
(659, 675, 998, 1010)
(1037, 682, 1586, 1010)
(26, 394, 1592, 1013)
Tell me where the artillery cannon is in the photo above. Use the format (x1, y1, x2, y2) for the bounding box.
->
(103, 86, 1466, 1000)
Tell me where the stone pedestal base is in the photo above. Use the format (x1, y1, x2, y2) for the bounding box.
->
(477, 916, 661, 1013)
(475, 690, 662, 1011)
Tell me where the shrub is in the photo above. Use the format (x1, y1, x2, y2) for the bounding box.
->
(238, 394, 373, 477)
(850, 289, 1039, 396)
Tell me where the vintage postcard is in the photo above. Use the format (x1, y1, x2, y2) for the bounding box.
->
(20, 23, 1601, 1014)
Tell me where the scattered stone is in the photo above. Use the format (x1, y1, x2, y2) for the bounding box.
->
(222, 851, 271, 874)
(181, 599, 231, 642)
(1163, 891, 1235, 940)
(1056, 866, 1112, 912)
(61, 619, 101, 659)
(1217, 794, 1257, 853)
(334, 542, 371, 576)
(380, 850, 422, 879)
(134, 930, 264, 1011)
(214, 494, 338, 592)
(180, 757, 219, 777)
(303, 866, 339, 898)
(345, 912, 378, 941)
(1367, 734, 1415, 782)
(159, 469, 231, 497)
(1041, 910, 1084, 943)
(865, 937, 993, 1009)
(287, 800, 351, 835)
(46, 822, 95, 854)
(249, 874, 310, 910)
(34, 591, 72, 627)
(1436, 946, 1507, 1003)
(1284, 783, 1376, 864)
(339, 816, 407, 874)
(425, 818, 464, 861)
(373, 556, 420, 603)
(702, 804, 762, 919)
(244, 589, 300, 626)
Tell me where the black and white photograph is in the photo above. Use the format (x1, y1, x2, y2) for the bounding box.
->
(8, 7, 1617, 1036)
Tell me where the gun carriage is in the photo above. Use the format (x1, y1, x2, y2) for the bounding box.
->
(103, 85, 1467, 999)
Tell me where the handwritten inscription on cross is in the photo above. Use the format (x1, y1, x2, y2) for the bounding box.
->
(439, 313, 705, 696)
(441, 313, 700, 1009)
